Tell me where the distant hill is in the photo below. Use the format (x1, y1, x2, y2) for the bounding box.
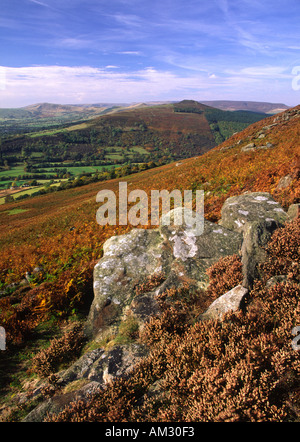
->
(0, 100, 268, 164)
(0, 100, 288, 140)
(201, 100, 290, 114)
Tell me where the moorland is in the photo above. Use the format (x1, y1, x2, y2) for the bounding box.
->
(0, 100, 299, 422)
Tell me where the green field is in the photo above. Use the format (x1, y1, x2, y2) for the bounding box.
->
(0, 166, 25, 178)
(5, 208, 29, 216)
(42, 165, 117, 175)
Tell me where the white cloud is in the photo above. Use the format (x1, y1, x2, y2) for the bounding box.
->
(0, 64, 296, 108)
(116, 51, 142, 56)
(0, 65, 201, 106)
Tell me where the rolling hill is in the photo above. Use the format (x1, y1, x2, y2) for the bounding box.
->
(201, 100, 290, 114)
(0, 100, 267, 162)
(0, 104, 299, 292)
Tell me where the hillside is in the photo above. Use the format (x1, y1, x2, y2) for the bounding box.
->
(0, 100, 268, 206)
(0, 102, 137, 137)
(0, 100, 267, 180)
(201, 100, 290, 114)
(0, 104, 299, 422)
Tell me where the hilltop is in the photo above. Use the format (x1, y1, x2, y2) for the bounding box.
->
(0, 104, 299, 422)
(201, 100, 289, 114)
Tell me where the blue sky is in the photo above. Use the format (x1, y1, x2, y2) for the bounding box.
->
(1, 0, 300, 107)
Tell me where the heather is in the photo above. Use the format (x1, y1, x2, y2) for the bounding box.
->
(47, 217, 300, 422)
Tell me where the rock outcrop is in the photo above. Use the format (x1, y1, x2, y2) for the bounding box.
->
(85, 207, 242, 341)
(199, 285, 248, 322)
(86, 191, 288, 341)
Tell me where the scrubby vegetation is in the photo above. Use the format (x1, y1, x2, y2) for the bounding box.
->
(31, 324, 86, 378)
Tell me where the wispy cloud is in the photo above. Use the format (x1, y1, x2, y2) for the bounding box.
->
(0, 65, 211, 106)
(28, 0, 52, 8)
(116, 51, 143, 56)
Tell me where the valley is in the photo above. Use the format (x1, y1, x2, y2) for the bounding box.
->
(0, 100, 268, 204)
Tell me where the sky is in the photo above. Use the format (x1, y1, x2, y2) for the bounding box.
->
(1, 0, 300, 107)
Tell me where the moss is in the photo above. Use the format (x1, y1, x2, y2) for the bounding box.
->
(113, 315, 139, 345)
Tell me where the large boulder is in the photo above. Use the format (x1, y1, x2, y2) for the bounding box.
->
(219, 192, 288, 288)
(85, 207, 243, 340)
(85, 228, 168, 339)
(219, 192, 287, 232)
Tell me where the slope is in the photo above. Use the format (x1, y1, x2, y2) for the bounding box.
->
(0, 105, 299, 293)
(0, 104, 299, 421)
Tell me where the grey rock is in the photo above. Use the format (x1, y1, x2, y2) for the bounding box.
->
(22, 381, 102, 422)
(85, 228, 167, 339)
(199, 285, 248, 322)
(241, 142, 274, 152)
(219, 192, 287, 233)
(241, 219, 279, 288)
(287, 203, 300, 220)
(23, 343, 147, 422)
(219, 192, 288, 289)
(88, 344, 147, 384)
(23, 390, 82, 422)
(61, 343, 147, 386)
(256, 143, 274, 150)
(266, 275, 288, 288)
(61, 348, 105, 384)
(263, 123, 278, 130)
(241, 142, 256, 152)
(277, 175, 293, 190)
(86, 207, 242, 340)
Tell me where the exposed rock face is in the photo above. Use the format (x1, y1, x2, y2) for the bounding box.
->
(86, 193, 288, 339)
(85, 207, 242, 340)
(241, 142, 274, 152)
(219, 192, 287, 288)
(62, 343, 147, 385)
(288, 203, 300, 221)
(85, 228, 167, 339)
(23, 343, 147, 422)
(219, 192, 287, 232)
